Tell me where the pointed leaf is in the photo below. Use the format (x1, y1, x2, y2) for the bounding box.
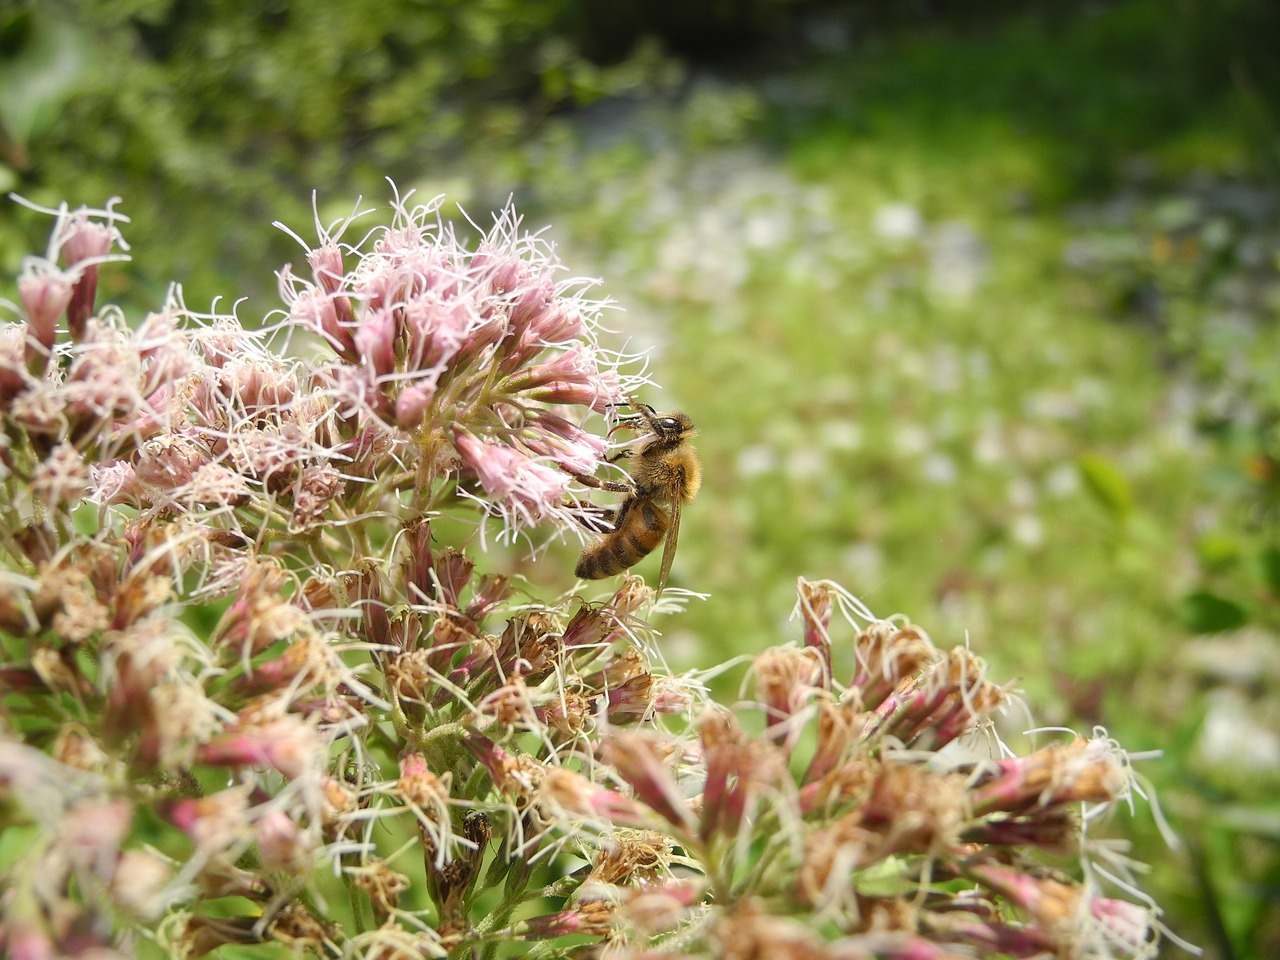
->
(1179, 590, 1247, 633)
(1078, 453, 1133, 518)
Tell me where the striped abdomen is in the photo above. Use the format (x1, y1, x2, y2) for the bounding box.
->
(575, 498, 669, 579)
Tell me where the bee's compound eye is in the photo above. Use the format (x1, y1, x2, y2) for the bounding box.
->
(657, 418, 680, 430)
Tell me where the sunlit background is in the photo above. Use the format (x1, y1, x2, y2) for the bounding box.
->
(3, 1, 1278, 956)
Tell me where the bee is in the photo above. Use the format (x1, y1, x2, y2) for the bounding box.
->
(572, 402, 701, 596)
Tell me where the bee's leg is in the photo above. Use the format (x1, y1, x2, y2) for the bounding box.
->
(610, 397, 655, 428)
(569, 471, 633, 495)
(565, 471, 633, 532)
(602, 400, 636, 429)
(605, 448, 634, 465)
(562, 498, 618, 534)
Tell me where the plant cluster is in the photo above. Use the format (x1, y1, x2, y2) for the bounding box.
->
(0, 193, 1167, 959)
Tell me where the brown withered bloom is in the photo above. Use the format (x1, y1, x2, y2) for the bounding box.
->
(0, 196, 1168, 960)
(798, 763, 971, 911)
(588, 829, 676, 887)
(753, 644, 826, 746)
(351, 859, 411, 923)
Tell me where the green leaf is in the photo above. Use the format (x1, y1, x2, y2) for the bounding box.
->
(1179, 590, 1248, 633)
(1077, 453, 1133, 517)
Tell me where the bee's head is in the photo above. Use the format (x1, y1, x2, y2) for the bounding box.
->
(608, 401, 696, 443)
(650, 411, 696, 441)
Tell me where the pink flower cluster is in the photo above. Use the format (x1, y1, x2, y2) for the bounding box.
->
(276, 190, 623, 528)
(8, 191, 627, 543)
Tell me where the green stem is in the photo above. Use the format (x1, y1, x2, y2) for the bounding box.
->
(344, 868, 368, 935)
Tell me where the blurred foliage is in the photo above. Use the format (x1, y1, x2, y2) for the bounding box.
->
(0, 0, 682, 304)
(3, 0, 1280, 957)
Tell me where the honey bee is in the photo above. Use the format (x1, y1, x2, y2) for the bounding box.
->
(572, 402, 701, 596)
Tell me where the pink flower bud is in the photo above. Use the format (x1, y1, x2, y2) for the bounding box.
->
(967, 863, 1082, 929)
(232, 639, 323, 697)
(524, 302, 584, 346)
(801, 700, 862, 789)
(18, 270, 72, 370)
(752, 646, 825, 743)
(394, 380, 436, 429)
(110, 849, 172, 919)
(354, 305, 400, 379)
(63, 321, 143, 429)
(401, 296, 470, 373)
(0, 325, 28, 401)
(462, 732, 539, 799)
(130, 433, 211, 494)
(430, 546, 473, 610)
(58, 214, 118, 338)
(497, 296, 586, 372)
(519, 899, 614, 939)
(603, 731, 695, 832)
(621, 878, 702, 935)
(504, 273, 558, 329)
(861, 646, 1003, 750)
(796, 578, 835, 680)
(165, 788, 253, 858)
(609, 575, 654, 617)
(537, 689, 592, 740)
(306, 241, 350, 313)
(505, 342, 596, 391)
(526, 374, 623, 412)
(196, 716, 320, 780)
(606, 672, 654, 724)
(560, 602, 612, 650)
(451, 313, 506, 370)
(60, 214, 117, 265)
(452, 428, 571, 522)
(696, 713, 788, 843)
(86, 461, 141, 506)
(60, 798, 133, 880)
(135, 310, 195, 399)
(286, 282, 357, 361)
(1092, 896, 1153, 950)
(6, 923, 56, 960)
(256, 809, 311, 871)
(541, 768, 653, 828)
(850, 621, 935, 708)
(33, 442, 90, 509)
(519, 410, 608, 475)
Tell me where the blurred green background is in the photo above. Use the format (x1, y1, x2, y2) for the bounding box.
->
(3, 1, 1279, 956)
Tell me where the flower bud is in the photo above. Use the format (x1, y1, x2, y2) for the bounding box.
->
(59, 214, 118, 338)
(18, 270, 72, 373)
(603, 730, 695, 832)
(196, 716, 321, 780)
(256, 809, 312, 872)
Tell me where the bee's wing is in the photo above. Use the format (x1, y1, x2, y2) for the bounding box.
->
(656, 475, 683, 598)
